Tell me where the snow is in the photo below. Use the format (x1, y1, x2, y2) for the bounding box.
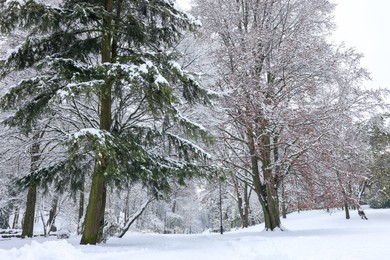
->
(73, 128, 105, 140)
(169, 61, 184, 76)
(4, 0, 26, 5)
(1, 207, 390, 259)
(167, 132, 211, 159)
(154, 74, 169, 85)
(71, 128, 110, 145)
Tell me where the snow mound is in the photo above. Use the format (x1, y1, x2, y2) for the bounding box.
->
(0, 240, 82, 260)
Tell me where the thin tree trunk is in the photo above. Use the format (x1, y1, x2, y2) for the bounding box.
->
(47, 194, 59, 234)
(123, 189, 130, 222)
(243, 182, 250, 227)
(336, 171, 350, 220)
(77, 186, 85, 235)
(232, 175, 246, 228)
(12, 207, 20, 229)
(118, 198, 154, 238)
(39, 205, 47, 237)
(281, 179, 287, 219)
(0, 208, 11, 229)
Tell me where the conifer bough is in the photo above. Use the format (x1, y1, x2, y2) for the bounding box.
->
(0, 0, 213, 244)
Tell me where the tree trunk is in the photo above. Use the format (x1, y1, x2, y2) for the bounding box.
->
(335, 171, 350, 220)
(80, 0, 114, 245)
(344, 202, 350, 220)
(80, 169, 107, 244)
(0, 208, 11, 229)
(12, 207, 20, 229)
(21, 138, 40, 238)
(77, 186, 85, 235)
(47, 194, 59, 234)
(237, 196, 245, 227)
(248, 132, 281, 231)
(281, 179, 287, 219)
(232, 175, 247, 228)
(263, 183, 281, 230)
(123, 189, 130, 222)
(118, 198, 154, 238)
(243, 183, 250, 227)
(21, 185, 37, 238)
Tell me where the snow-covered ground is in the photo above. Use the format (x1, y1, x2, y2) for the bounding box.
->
(1, 206, 389, 260)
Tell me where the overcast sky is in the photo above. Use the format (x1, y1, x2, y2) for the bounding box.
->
(176, 0, 389, 90)
(332, 0, 390, 90)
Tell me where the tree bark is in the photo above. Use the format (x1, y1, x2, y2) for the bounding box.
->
(12, 207, 20, 229)
(248, 132, 281, 231)
(281, 179, 287, 219)
(21, 185, 37, 238)
(80, 168, 107, 244)
(344, 202, 350, 220)
(77, 186, 85, 235)
(336, 171, 351, 220)
(232, 176, 245, 228)
(123, 189, 130, 222)
(243, 183, 250, 227)
(47, 194, 59, 234)
(80, 0, 114, 245)
(21, 137, 40, 238)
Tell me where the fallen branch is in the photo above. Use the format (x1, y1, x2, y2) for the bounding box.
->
(118, 197, 155, 238)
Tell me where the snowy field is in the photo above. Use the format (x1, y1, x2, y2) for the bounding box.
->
(1, 207, 389, 260)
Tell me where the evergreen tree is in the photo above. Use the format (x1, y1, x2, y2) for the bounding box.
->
(0, 0, 213, 244)
(365, 115, 390, 208)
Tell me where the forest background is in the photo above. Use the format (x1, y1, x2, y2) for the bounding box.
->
(0, 0, 390, 245)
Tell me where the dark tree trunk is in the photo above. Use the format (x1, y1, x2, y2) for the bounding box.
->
(262, 134, 281, 230)
(21, 185, 37, 238)
(21, 138, 40, 238)
(0, 208, 11, 229)
(248, 133, 281, 231)
(336, 171, 351, 220)
(344, 202, 350, 220)
(237, 196, 244, 227)
(243, 182, 250, 227)
(77, 186, 85, 235)
(262, 182, 281, 230)
(80, 168, 107, 244)
(80, 0, 115, 245)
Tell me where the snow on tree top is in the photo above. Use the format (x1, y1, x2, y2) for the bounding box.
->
(154, 74, 169, 86)
(71, 128, 111, 145)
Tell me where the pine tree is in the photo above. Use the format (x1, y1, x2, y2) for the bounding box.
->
(0, 0, 213, 244)
(365, 115, 390, 208)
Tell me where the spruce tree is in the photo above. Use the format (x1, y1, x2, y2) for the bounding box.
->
(0, 0, 213, 244)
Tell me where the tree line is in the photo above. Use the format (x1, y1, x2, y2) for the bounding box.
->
(0, 0, 389, 244)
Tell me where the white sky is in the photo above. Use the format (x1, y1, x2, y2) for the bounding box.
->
(332, 0, 390, 90)
(176, 0, 192, 10)
(176, 0, 390, 90)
